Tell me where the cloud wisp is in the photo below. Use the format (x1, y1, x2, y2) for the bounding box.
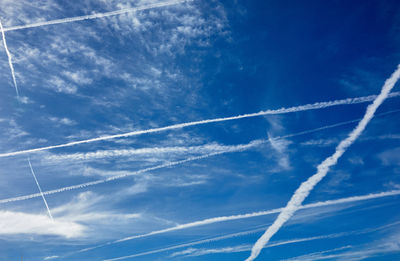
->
(0, 113, 384, 205)
(2, 0, 189, 32)
(0, 19, 19, 96)
(245, 65, 400, 261)
(72, 190, 400, 255)
(1, 111, 399, 206)
(28, 158, 54, 221)
(1, 92, 400, 158)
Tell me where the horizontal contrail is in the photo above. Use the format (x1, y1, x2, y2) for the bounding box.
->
(28, 158, 53, 221)
(2, 0, 189, 32)
(74, 190, 400, 255)
(1, 111, 398, 206)
(1, 92, 400, 159)
(0, 19, 19, 96)
(246, 65, 400, 261)
(102, 218, 400, 261)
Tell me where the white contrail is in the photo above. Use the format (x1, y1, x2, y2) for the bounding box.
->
(2, 0, 189, 32)
(0, 113, 398, 206)
(103, 220, 400, 261)
(0, 115, 375, 205)
(245, 65, 400, 261)
(73, 189, 400, 255)
(0, 19, 19, 97)
(43, 108, 400, 163)
(1, 92, 400, 159)
(27, 158, 53, 221)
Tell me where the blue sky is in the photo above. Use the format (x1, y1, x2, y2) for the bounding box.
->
(0, 0, 400, 260)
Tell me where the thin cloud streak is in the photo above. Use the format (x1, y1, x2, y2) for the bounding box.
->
(74, 190, 400, 255)
(2, 0, 189, 32)
(28, 158, 54, 221)
(0, 113, 398, 205)
(246, 65, 400, 261)
(0, 19, 19, 96)
(1, 92, 400, 158)
(0, 115, 377, 205)
(103, 220, 400, 261)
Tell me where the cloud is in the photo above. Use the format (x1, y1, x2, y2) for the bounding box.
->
(0, 211, 84, 238)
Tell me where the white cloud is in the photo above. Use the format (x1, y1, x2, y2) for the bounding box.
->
(0, 211, 85, 238)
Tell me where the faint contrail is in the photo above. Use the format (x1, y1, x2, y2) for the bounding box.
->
(246, 65, 400, 261)
(28, 158, 53, 221)
(0, 19, 19, 97)
(73, 190, 400, 255)
(2, 0, 189, 32)
(1, 92, 400, 158)
(102, 220, 400, 261)
(0, 113, 398, 205)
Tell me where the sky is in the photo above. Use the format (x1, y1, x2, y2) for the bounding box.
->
(0, 0, 400, 260)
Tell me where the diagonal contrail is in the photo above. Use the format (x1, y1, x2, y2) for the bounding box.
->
(2, 0, 189, 32)
(246, 65, 400, 261)
(0, 19, 19, 97)
(0, 111, 398, 206)
(70, 189, 400, 255)
(101, 219, 400, 261)
(1, 92, 400, 159)
(28, 158, 53, 221)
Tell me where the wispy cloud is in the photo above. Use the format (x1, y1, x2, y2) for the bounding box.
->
(0, 18, 19, 96)
(0, 115, 396, 205)
(0, 211, 84, 238)
(246, 65, 400, 261)
(2, 0, 190, 32)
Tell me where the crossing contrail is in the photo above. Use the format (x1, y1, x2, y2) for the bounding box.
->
(28, 158, 53, 221)
(2, 0, 189, 32)
(0, 112, 398, 206)
(245, 65, 400, 261)
(1, 92, 400, 159)
(72, 190, 400, 255)
(0, 19, 19, 96)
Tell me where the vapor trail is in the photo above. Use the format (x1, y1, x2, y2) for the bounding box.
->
(0, 19, 19, 96)
(246, 65, 400, 261)
(74, 190, 400, 255)
(1, 92, 400, 158)
(2, 0, 189, 32)
(0, 112, 398, 205)
(102, 220, 400, 261)
(28, 158, 53, 221)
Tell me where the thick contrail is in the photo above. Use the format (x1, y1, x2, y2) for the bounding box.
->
(0, 19, 19, 96)
(246, 65, 400, 261)
(0, 112, 398, 206)
(2, 0, 189, 32)
(27, 158, 53, 221)
(1, 92, 400, 159)
(73, 190, 400, 255)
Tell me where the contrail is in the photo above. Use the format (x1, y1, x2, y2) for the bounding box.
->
(102, 220, 400, 261)
(27, 158, 53, 221)
(245, 65, 400, 261)
(0, 112, 398, 205)
(2, 0, 189, 32)
(1, 92, 400, 158)
(72, 190, 400, 255)
(0, 19, 19, 97)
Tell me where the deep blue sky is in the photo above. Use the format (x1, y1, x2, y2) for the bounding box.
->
(0, 0, 400, 260)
